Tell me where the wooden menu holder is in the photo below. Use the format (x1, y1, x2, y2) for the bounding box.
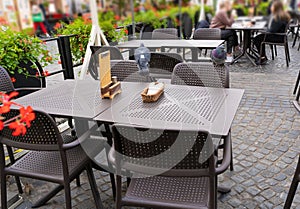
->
(99, 51, 121, 99)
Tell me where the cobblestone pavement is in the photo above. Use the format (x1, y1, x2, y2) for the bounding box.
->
(6, 37, 300, 208)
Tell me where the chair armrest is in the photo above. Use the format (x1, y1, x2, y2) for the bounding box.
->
(14, 87, 43, 91)
(215, 132, 231, 175)
(62, 124, 99, 150)
(259, 31, 286, 36)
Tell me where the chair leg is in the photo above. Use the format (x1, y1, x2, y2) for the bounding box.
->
(292, 26, 299, 47)
(293, 70, 300, 95)
(64, 183, 72, 209)
(86, 165, 103, 209)
(116, 175, 122, 209)
(274, 45, 277, 56)
(32, 185, 64, 208)
(270, 45, 275, 60)
(1, 173, 7, 209)
(7, 147, 23, 194)
(76, 176, 81, 187)
(284, 156, 300, 209)
(285, 46, 290, 67)
(230, 141, 234, 171)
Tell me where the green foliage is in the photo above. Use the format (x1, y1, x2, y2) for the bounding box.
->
(233, 4, 249, 16)
(256, 2, 270, 16)
(135, 10, 167, 29)
(0, 28, 53, 76)
(56, 18, 92, 64)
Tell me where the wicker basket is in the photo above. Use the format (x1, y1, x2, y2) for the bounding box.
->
(141, 83, 164, 103)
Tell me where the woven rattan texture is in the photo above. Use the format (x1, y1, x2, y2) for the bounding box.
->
(126, 176, 209, 205)
(193, 28, 221, 40)
(9, 146, 86, 177)
(171, 63, 226, 88)
(115, 126, 211, 170)
(0, 66, 15, 93)
(119, 85, 226, 124)
(110, 60, 149, 82)
(149, 52, 183, 75)
(1, 109, 59, 146)
(152, 28, 178, 40)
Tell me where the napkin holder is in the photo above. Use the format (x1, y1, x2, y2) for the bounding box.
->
(141, 82, 164, 103)
(101, 81, 121, 99)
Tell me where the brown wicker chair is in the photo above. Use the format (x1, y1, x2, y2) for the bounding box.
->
(171, 62, 229, 88)
(0, 110, 103, 209)
(193, 28, 221, 40)
(88, 46, 124, 80)
(193, 28, 222, 57)
(149, 52, 183, 79)
(111, 124, 231, 209)
(152, 28, 178, 40)
(110, 60, 149, 82)
(171, 62, 233, 171)
(284, 154, 300, 209)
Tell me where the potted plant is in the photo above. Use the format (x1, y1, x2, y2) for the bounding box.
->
(0, 27, 54, 88)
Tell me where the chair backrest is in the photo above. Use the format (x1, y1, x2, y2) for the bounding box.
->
(112, 124, 215, 177)
(0, 109, 63, 151)
(149, 52, 183, 75)
(193, 28, 221, 40)
(110, 60, 149, 82)
(88, 46, 124, 80)
(152, 28, 178, 40)
(90, 46, 124, 60)
(171, 62, 229, 88)
(0, 66, 15, 93)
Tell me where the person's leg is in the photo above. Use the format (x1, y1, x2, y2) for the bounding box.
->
(253, 34, 265, 56)
(39, 22, 48, 35)
(221, 30, 235, 54)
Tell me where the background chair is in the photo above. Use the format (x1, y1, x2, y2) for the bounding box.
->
(284, 154, 300, 208)
(148, 52, 183, 79)
(0, 110, 103, 209)
(110, 60, 149, 82)
(193, 28, 222, 57)
(88, 46, 124, 80)
(151, 28, 178, 40)
(111, 124, 231, 209)
(259, 20, 291, 67)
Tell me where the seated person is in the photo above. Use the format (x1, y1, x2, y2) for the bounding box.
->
(210, 0, 241, 60)
(253, 0, 290, 65)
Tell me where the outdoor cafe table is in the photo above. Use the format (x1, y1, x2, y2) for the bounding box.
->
(116, 39, 225, 62)
(227, 21, 267, 65)
(95, 84, 244, 137)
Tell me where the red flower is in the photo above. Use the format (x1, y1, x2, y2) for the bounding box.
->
(36, 72, 40, 77)
(19, 106, 35, 127)
(114, 15, 120, 21)
(42, 71, 50, 77)
(9, 121, 27, 136)
(11, 77, 16, 83)
(0, 92, 19, 114)
(0, 121, 3, 131)
(124, 29, 128, 35)
(58, 60, 61, 64)
(113, 24, 118, 29)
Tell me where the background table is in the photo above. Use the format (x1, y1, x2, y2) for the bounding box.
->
(116, 39, 225, 61)
(95, 84, 244, 136)
(227, 21, 267, 65)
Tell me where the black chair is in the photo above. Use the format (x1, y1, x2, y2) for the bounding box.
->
(284, 154, 300, 208)
(259, 20, 291, 67)
(0, 65, 43, 96)
(149, 52, 183, 79)
(88, 46, 124, 80)
(111, 124, 231, 209)
(110, 60, 149, 82)
(0, 110, 103, 209)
